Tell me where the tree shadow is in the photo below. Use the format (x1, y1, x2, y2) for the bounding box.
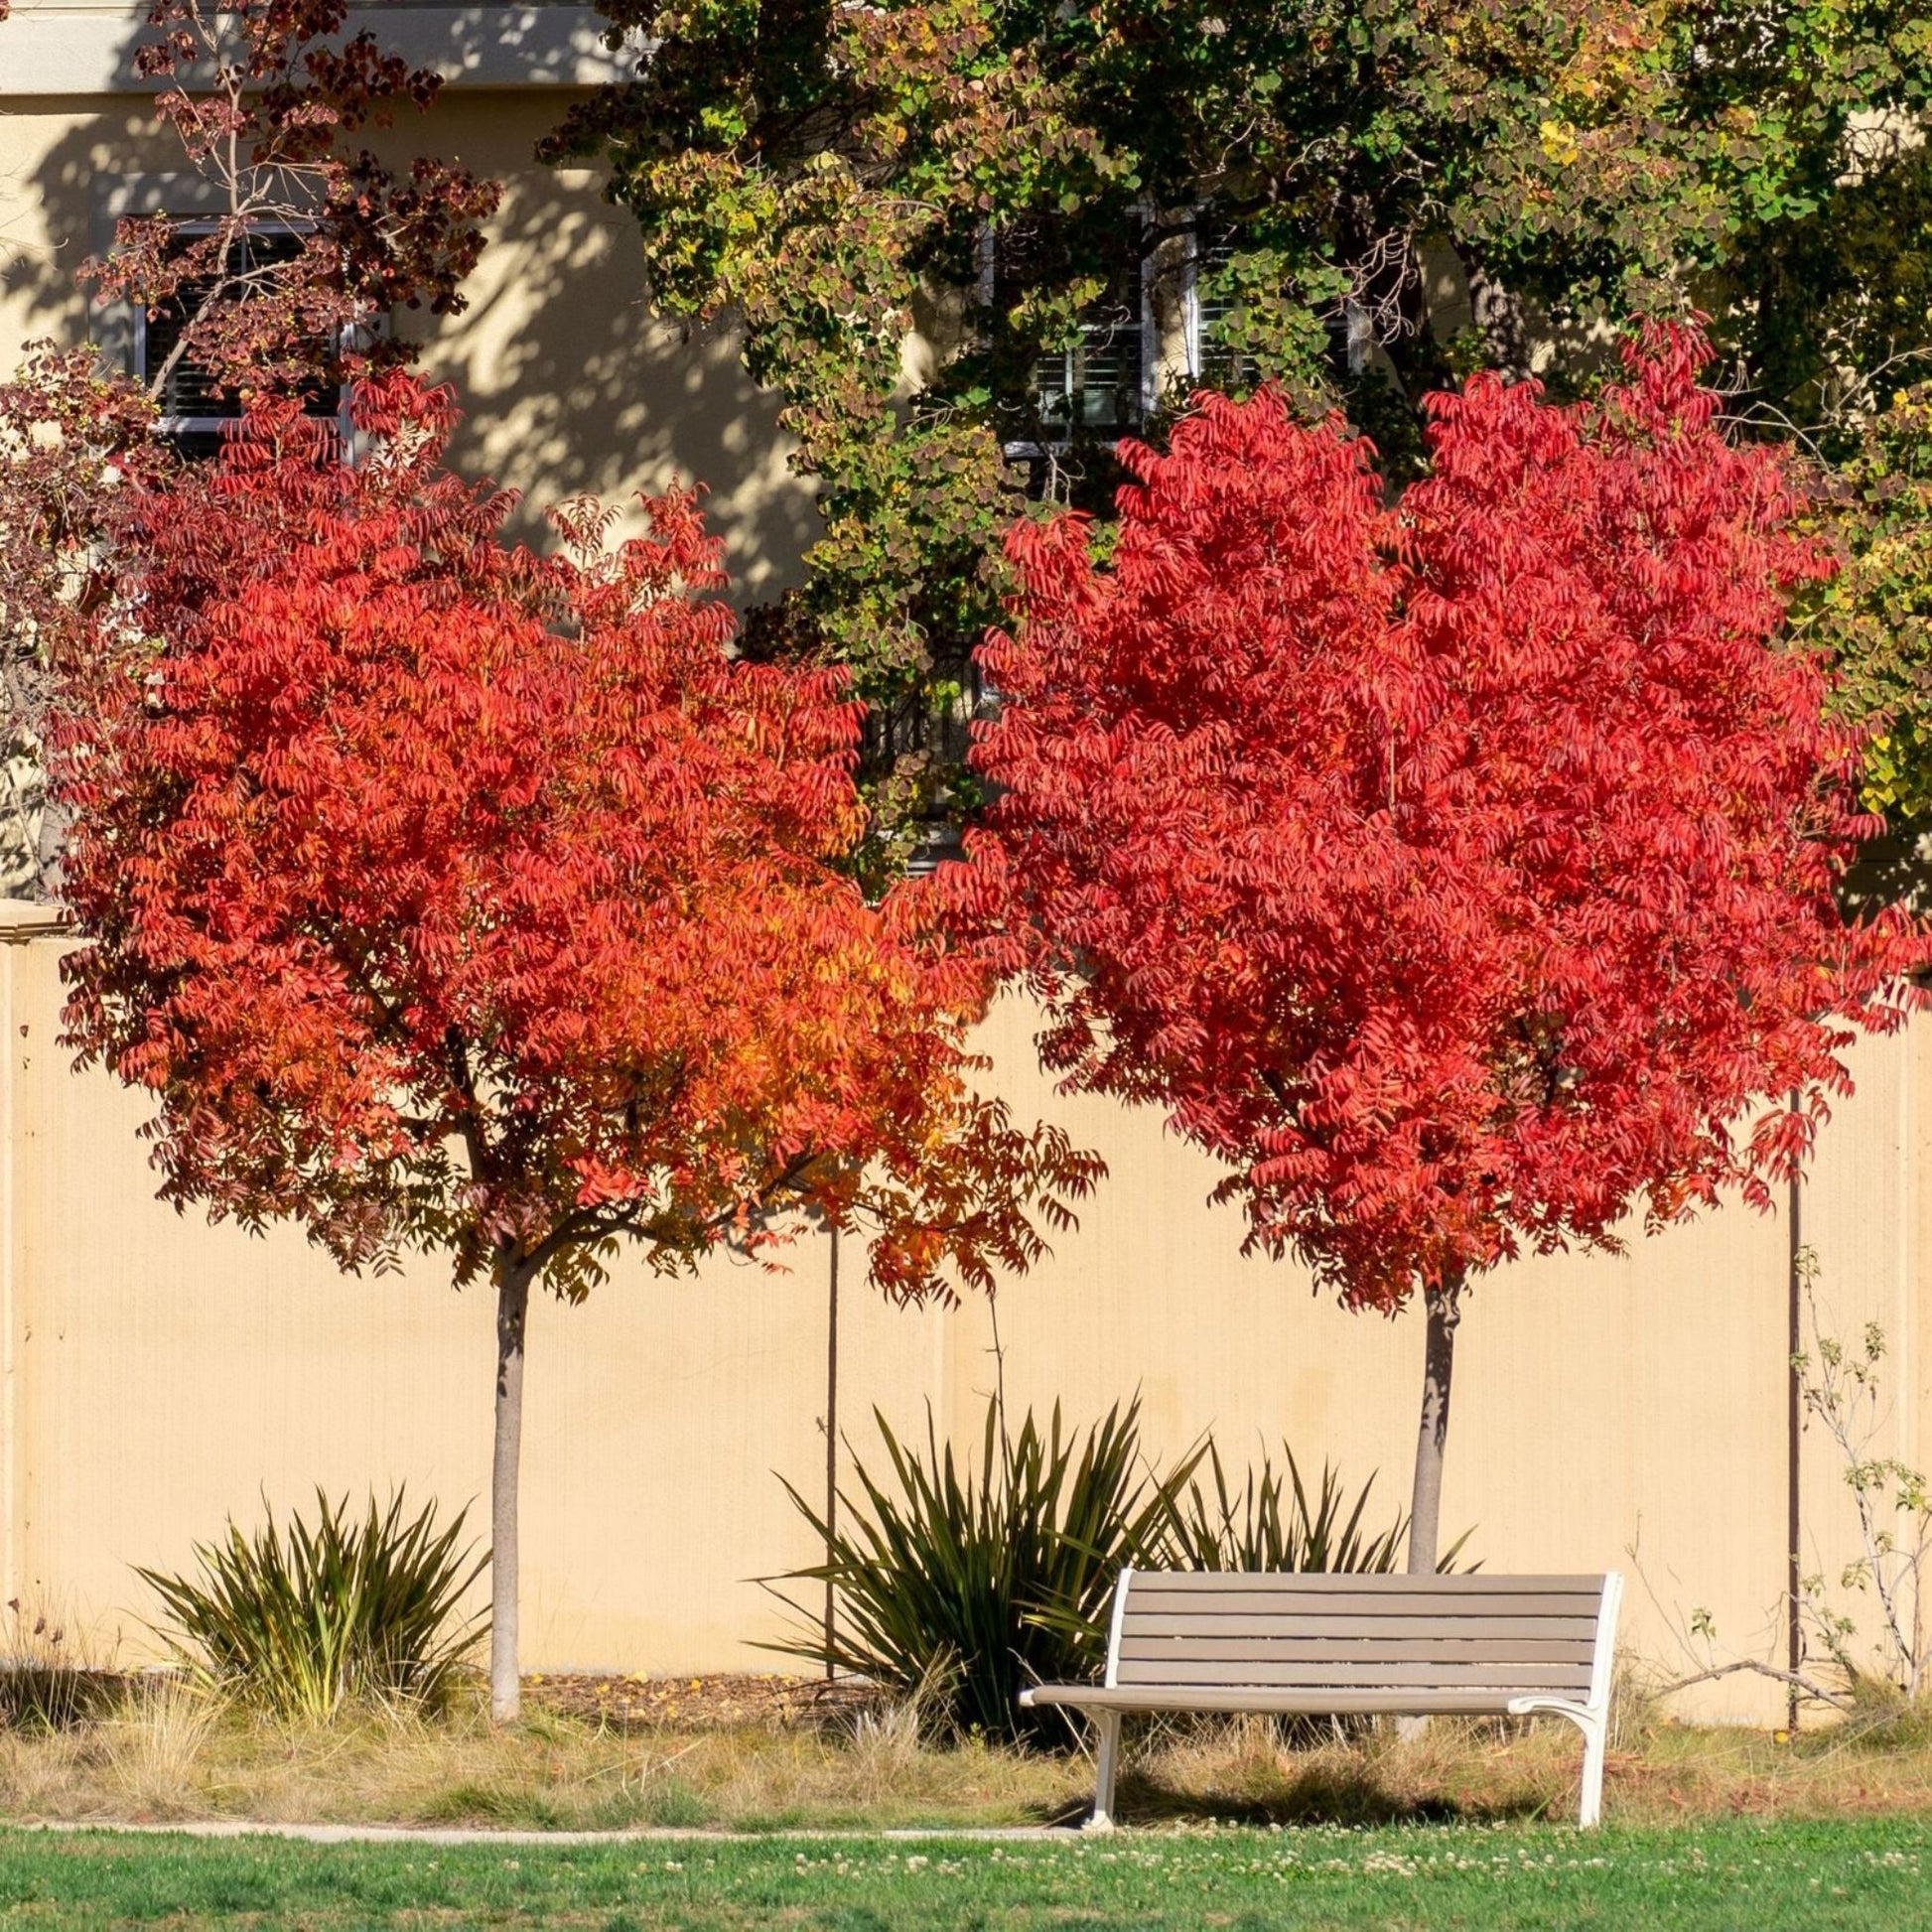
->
(1104, 1758, 1543, 1829)
(1843, 831, 1932, 923)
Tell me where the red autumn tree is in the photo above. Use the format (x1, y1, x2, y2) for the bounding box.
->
(950, 329, 1926, 1571)
(0, 351, 171, 890)
(56, 375, 1099, 1720)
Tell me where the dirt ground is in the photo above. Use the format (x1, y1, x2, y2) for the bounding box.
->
(525, 1672, 879, 1734)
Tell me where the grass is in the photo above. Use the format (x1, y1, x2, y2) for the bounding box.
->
(0, 1819, 1925, 1927)
(4, 1672, 1932, 1832)
(1, 1672, 1931, 1923)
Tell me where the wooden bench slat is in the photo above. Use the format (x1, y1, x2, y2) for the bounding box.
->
(1119, 1573, 1604, 1593)
(1112, 1658, 1594, 1690)
(1025, 1685, 1552, 1716)
(1120, 1613, 1601, 1640)
(1117, 1635, 1598, 1664)
(1128, 1589, 1601, 1618)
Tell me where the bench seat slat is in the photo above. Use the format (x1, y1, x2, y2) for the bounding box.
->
(1117, 1635, 1597, 1664)
(1112, 1658, 1593, 1690)
(1120, 1613, 1600, 1641)
(1023, 1685, 1565, 1716)
(1128, 1589, 1601, 1618)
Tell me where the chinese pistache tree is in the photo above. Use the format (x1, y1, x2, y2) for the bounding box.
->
(56, 376, 1099, 1720)
(948, 330, 1928, 1572)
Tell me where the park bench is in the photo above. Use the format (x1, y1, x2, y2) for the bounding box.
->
(1021, 1569, 1623, 1831)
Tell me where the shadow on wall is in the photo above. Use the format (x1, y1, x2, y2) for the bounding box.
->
(1843, 832, 1932, 921)
(391, 104, 821, 609)
(0, 4, 818, 602)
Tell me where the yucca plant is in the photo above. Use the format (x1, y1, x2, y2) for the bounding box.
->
(771, 1397, 1197, 1743)
(137, 1489, 487, 1722)
(1154, 1441, 1467, 1575)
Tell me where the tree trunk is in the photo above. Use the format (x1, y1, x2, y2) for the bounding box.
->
(33, 790, 67, 904)
(490, 1254, 534, 1724)
(1407, 1272, 1464, 1577)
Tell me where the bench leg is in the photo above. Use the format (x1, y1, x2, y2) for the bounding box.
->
(1577, 1712, 1606, 1830)
(1084, 1711, 1123, 1833)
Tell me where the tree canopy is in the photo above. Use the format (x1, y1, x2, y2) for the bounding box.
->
(553, 0, 1932, 849)
(950, 332, 1920, 1305)
(59, 375, 1095, 1305)
(941, 332, 1927, 1562)
(0, 0, 502, 898)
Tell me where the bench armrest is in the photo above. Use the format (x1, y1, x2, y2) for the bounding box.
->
(1018, 1685, 1082, 1709)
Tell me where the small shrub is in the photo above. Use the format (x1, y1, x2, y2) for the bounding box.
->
(137, 1488, 486, 1722)
(771, 1397, 1190, 1743)
(0, 1597, 115, 1730)
(1794, 1260, 1932, 1703)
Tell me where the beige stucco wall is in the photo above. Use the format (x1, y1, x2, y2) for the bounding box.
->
(0, 86, 818, 594)
(0, 926, 1924, 1725)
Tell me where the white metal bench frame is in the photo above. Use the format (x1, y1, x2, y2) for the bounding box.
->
(1020, 1568, 1623, 1831)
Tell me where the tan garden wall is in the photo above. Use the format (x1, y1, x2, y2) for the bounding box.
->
(0, 920, 1923, 1725)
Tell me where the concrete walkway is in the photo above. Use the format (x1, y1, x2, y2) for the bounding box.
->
(21, 1819, 1085, 1846)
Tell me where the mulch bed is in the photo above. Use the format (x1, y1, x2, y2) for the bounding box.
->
(525, 1670, 883, 1733)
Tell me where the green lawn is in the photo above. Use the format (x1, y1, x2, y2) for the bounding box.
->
(0, 1821, 1922, 1927)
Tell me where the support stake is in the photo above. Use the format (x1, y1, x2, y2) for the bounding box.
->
(824, 1222, 840, 1681)
(1787, 1091, 1802, 1735)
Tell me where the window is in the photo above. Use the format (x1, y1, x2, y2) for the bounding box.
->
(989, 219, 1156, 481)
(135, 226, 345, 460)
(1030, 264, 1148, 438)
(1187, 227, 1262, 395)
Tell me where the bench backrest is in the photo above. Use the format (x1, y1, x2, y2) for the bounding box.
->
(1105, 1570, 1621, 1707)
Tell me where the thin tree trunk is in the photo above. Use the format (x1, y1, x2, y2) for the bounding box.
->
(1407, 1272, 1464, 1577)
(490, 1253, 534, 1724)
(824, 1223, 839, 1682)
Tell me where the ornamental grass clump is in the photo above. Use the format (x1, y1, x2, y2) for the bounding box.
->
(138, 1489, 486, 1723)
(775, 1398, 1436, 1744)
(774, 1397, 1188, 1744)
(1158, 1441, 1459, 1577)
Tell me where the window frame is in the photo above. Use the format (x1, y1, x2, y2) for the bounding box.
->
(129, 217, 359, 458)
(986, 215, 1163, 468)
(1183, 219, 1263, 395)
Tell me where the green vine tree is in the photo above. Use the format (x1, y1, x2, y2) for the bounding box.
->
(1810, 386, 1932, 841)
(550, 0, 1932, 857)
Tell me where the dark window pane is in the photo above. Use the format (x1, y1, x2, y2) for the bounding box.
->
(141, 229, 341, 456)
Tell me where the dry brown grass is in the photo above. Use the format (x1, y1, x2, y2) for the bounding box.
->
(1, 1673, 1931, 1830)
